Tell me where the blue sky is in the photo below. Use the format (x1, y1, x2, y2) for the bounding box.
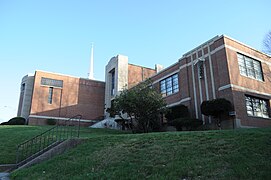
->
(0, 0, 270, 122)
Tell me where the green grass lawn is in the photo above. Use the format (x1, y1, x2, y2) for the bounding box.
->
(0, 125, 52, 164)
(0, 125, 126, 165)
(6, 127, 271, 180)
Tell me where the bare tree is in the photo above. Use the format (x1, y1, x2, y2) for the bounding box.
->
(263, 31, 271, 55)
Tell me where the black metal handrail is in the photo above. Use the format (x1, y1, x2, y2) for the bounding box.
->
(16, 115, 82, 166)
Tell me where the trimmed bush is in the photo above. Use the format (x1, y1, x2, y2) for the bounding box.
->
(46, 119, 57, 125)
(201, 98, 233, 129)
(1, 117, 26, 125)
(201, 98, 233, 118)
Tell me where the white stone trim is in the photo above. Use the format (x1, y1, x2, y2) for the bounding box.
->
(210, 44, 225, 55)
(179, 62, 192, 70)
(179, 64, 188, 70)
(222, 34, 271, 58)
(191, 55, 198, 119)
(179, 44, 225, 69)
(218, 84, 271, 97)
(183, 35, 221, 57)
(218, 84, 232, 91)
(224, 45, 271, 66)
(235, 118, 257, 128)
(29, 115, 98, 123)
(167, 97, 191, 107)
(208, 43, 216, 99)
(203, 63, 209, 101)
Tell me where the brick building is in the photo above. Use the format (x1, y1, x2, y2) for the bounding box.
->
(18, 35, 271, 128)
(137, 35, 271, 128)
(17, 70, 105, 126)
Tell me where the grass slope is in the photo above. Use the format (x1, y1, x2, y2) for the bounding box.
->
(10, 128, 271, 180)
(0, 126, 51, 164)
(0, 125, 126, 164)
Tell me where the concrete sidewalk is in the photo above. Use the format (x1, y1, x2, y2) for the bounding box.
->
(0, 173, 10, 180)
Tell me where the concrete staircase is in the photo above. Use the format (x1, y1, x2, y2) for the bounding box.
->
(90, 118, 120, 129)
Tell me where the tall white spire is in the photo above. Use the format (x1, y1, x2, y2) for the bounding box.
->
(88, 43, 94, 79)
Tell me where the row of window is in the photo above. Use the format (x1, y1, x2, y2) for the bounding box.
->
(158, 75, 269, 119)
(237, 54, 269, 118)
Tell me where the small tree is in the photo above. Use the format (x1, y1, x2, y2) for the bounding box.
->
(201, 98, 233, 129)
(110, 80, 167, 133)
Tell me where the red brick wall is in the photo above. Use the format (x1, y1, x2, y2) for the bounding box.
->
(28, 71, 105, 126)
(128, 64, 156, 88)
(224, 36, 271, 127)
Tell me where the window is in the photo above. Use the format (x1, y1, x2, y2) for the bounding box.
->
(21, 83, 25, 91)
(237, 53, 263, 81)
(160, 74, 179, 97)
(111, 70, 115, 96)
(41, 77, 63, 88)
(245, 95, 269, 118)
(48, 87, 53, 104)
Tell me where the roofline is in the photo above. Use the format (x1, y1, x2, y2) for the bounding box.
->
(128, 63, 155, 71)
(148, 35, 222, 80)
(146, 61, 179, 80)
(182, 35, 221, 57)
(222, 34, 271, 58)
(34, 70, 105, 83)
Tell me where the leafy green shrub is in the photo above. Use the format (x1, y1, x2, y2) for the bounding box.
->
(201, 98, 233, 129)
(46, 119, 57, 125)
(1, 117, 26, 125)
(170, 118, 203, 131)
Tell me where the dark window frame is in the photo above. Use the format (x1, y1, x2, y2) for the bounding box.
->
(48, 87, 53, 104)
(245, 95, 269, 118)
(237, 53, 264, 81)
(111, 69, 115, 96)
(160, 73, 179, 97)
(21, 83, 25, 91)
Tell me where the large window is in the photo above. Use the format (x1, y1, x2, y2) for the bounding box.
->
(245, 95, 269, 118)
(111, 70, 115, 96)
(160, 74, 179, 97)
(48, 87, 53, 104)
(21, 83, 25, 91)
(237, 53, 263, 81)
(41, 77, 63, 88)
